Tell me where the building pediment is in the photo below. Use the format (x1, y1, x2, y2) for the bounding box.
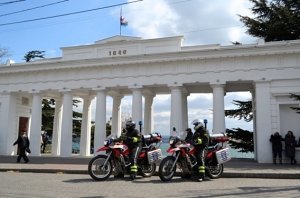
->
(61, 35, 184, 61)
(94, 35, 141, 44)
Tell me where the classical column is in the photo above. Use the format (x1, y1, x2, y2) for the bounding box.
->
(211, 83, 226, 134)
(29, 93, 42, 156)
(255, 81, 272, 163)
(80, 96, 93, 156)
(0, 93, 17, 155)
(170, 86, 183, 136)
(51, 98, 62, 156)
(250, 89, 257, 161)
(131, 88, 143, 129)
(94, 89, 107, 154)
(144, 91, 155, 135)
(60, 91, 73, 157)
(111, 93, 123, 137)
(182, 90, 189, 133)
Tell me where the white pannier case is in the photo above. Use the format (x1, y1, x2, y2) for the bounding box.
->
(147, 149, 163, 164)
(215, 148, 231, 164)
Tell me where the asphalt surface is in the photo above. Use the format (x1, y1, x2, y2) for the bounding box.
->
(1, 155, 300, 179)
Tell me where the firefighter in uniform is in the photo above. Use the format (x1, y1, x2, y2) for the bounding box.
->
(192, 119, 209, 182)
(122, 120, 142, 180)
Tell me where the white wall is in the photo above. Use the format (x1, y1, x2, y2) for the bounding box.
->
(280, 104, 300, 139)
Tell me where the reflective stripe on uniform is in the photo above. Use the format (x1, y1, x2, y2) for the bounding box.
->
(130, 165, 138, 173)
(198, 166, 205, 173)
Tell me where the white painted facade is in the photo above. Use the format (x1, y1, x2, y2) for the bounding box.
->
(1, 35, 300, 163)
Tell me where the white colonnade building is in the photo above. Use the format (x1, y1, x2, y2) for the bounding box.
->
(1, 36, 300, 163)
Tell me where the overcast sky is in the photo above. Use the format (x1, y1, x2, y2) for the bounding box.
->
(0, 0, 256, 135)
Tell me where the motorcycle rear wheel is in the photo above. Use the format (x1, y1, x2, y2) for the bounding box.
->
(158, 156, 176, 182)
(206, 164, 224, 179)
(140, 163, 156, 177)
(88, 155, 112, 181)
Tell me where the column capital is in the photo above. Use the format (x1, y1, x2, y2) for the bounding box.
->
(169, 85, 183, 91)
(143, 89, 155, 97)
(92, 86, 106, 91)
(129, 86, 143, 90)
(79, 94, 95, 100)
(59, 88, 72, 93)
(93, 88, 107, 96)
(210, 82, 226, 88)
(0, 90, 12, 95)
(181, 87, 190, 96)
(168, 82, 183, 88)
(29, 89, 41, 94)
(254, 80, 271, 87)
(108, 90, 123, 98)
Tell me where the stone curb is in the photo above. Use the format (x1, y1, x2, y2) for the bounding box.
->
(1, 168, 299, 179)
(222, 172, 300, 179)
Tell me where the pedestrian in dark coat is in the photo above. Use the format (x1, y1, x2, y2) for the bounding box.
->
(41, 131, 49, 153)
(269, 132, 284, 164)
(285, 131, 297, 165)
(13, 131, 30, 163)
(184, 128, 193, 143)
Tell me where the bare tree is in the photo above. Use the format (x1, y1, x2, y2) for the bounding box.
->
(0, 47, 9, 64)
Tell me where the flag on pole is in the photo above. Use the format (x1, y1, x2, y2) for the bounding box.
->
(120, 16, 128, 26)
(119, 7, 127, 35)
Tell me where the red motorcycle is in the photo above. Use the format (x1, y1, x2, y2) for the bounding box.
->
(158, 134, 231, 182)
(88, 133, 162, 181)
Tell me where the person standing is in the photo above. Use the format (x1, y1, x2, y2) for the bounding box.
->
(184, 128, 193, 143)
(41, 131, 49, 153)
(269, 132, 284, 164)
(285, 131, 297, 165)
(191, 119, 209, 182)
(13, 131, 30, 163)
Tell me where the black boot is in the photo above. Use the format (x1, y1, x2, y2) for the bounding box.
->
(129, 164, 138, 180)
(130, 173, 136, 180)
(197, 172, 204, 182)
(114, 173, 124, 178)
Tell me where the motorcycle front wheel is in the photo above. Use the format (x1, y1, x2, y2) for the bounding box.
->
(88, 154, 112, 181)
(140, 163, 156, 177)
(206, 164, 224, 179)
(158, 156, 177, 182)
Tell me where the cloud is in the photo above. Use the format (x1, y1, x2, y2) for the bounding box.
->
(125, 0, 256, 45)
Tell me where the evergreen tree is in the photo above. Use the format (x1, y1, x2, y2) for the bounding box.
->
(226, 128, 254, 153)
(289, 93, 300, 113)
(41, 99, 83, 138)
(240, 0, 300, 41)
(0, 47, 9, 63)
(225, 100, 254, 153)
(225, 100, 253, 122)
(42, 99, 55, 136)
(24, 50, 45, 62)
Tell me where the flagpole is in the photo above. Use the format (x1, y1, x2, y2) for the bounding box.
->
(119, 7, 122, 36)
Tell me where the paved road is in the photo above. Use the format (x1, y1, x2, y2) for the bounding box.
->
(1, 156, 300, 179)
(1, 172, 300, 198)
